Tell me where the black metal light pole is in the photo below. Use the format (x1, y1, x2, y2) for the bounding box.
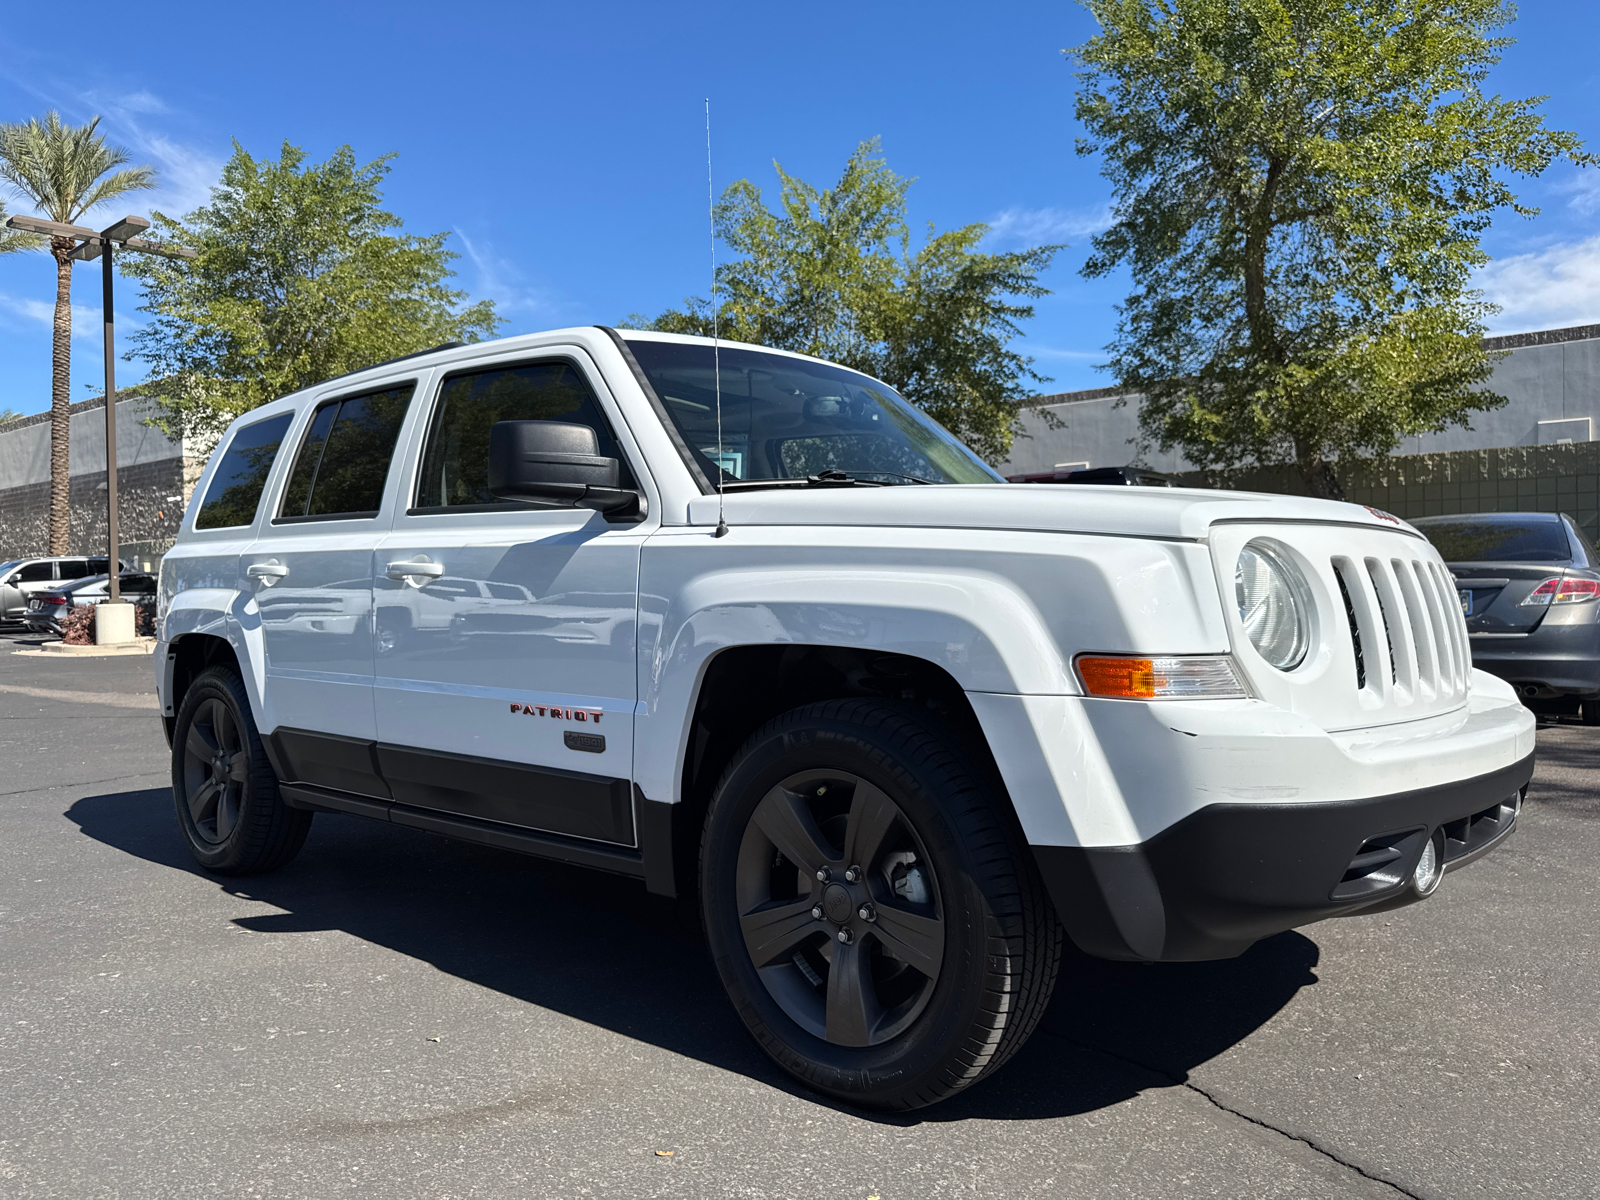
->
(6, 214, 194, 613)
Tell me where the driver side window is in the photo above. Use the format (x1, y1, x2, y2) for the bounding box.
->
(413, 360, 636, 511)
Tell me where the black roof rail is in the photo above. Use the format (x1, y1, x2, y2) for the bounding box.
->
(312, 341, 467, 389)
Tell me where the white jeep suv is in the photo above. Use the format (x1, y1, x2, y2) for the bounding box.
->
(155, 327, 1535, 1110)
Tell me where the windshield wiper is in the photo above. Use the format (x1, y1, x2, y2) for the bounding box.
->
(714, 470, 937, 492)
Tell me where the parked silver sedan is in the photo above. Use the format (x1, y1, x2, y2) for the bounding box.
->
(1412, 512, 1600, 723)
(22, 573, 158, 638)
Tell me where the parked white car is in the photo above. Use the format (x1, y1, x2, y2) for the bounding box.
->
(0, 556, 126, 624)
(154, 328, 1535, 1110)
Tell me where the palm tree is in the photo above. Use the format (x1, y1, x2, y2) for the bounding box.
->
(0, 113, 153, 553)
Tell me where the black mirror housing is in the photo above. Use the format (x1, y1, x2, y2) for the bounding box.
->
(487, 421, 637, 514)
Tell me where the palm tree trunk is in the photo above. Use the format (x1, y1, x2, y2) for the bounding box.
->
(48, 238, 74, 555)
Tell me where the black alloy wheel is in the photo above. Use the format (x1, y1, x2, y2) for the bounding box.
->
(736, 768, 945, 1047)
(702, 699, 1062, 1110)
(182, 697, 247, 844)
(171, 664, 312, 874)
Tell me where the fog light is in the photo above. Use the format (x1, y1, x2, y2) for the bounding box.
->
(1412, 830, 1445, 896)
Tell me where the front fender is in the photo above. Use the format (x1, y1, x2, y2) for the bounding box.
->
(634, 526, 1228, 807)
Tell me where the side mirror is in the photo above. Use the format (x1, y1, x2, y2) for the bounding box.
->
(487, 421, 638, 514)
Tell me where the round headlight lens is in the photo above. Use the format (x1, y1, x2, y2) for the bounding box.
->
(1235, 542, 1311, 670)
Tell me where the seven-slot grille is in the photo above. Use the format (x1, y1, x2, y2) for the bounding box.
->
(1332, 554, 1471, 709)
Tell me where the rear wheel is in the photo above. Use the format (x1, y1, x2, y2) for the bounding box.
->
(172, 665, 311, 873)
(700, 699, 1060, 1110)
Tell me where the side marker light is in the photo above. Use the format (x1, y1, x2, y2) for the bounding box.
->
(1076, 655, 1248, 700)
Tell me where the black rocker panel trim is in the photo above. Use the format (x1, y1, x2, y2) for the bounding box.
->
(280, 782, 646, 879)
(269, 728, 392, 799)
(1034, 752, 1535, 963)
(374, 743, 635, 847)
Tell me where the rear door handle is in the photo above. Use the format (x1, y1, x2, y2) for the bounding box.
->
(386, 559, 444, 581)
(246, 562, 290, 585)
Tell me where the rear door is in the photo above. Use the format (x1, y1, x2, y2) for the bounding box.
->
(242, 380, 417, 797)
(372, 349, 651, 846)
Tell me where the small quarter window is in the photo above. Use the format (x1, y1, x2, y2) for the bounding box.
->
(415, 361, 635, 510)
(196, 412, 295, 529)
(279, 385, 414, 521)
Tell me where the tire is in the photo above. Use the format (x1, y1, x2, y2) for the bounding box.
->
(1582, 698, 1600, 726)
(700, 699, 1062, 1110)
(171, 665, 312, 874)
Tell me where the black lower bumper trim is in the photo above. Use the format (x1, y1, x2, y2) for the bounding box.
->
(1033, 753, 1535, 963)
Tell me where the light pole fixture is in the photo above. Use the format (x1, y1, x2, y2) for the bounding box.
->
(5, 213, 195, 613)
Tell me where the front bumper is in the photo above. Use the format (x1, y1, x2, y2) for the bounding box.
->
(1034, 753, 1532, 961)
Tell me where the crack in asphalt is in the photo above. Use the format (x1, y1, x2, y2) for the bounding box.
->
(1044, 1030, 1424, 1198)
(0, 770, 168, 801)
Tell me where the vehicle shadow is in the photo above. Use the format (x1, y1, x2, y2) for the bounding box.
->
(65, 786, 1319, 1123)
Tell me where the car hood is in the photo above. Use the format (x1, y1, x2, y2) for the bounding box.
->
(684, 484, 1423, 542)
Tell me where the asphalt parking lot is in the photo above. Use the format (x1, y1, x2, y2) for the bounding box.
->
(1, 629, 1596, 1199)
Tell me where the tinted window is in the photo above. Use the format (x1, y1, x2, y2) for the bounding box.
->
(57, 559, 88, 579)
(279, 385, 413, 520)
(416, 361, 635, 509)
(624, 338, 1000, 486)
(1416, 517, 1572, 564)
(87, 557, 111, 573)
(196, 413, 295, 529)
(16, 562, 56, 583)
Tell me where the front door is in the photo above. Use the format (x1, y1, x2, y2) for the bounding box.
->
(373, 353, 647, 846)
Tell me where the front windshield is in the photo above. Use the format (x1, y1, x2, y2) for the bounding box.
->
(623, 338, 1001, 486)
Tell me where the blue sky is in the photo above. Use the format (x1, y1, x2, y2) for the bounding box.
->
(1, 0, 1596, 418)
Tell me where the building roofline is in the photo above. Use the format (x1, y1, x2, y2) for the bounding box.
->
(1482, 323, 1600, 351)
(1020, 323, 1600, 408)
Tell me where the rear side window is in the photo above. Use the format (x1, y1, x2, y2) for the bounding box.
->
(279, 384, 414, 521)
(415, 361, 635, 510)
(57, 559, 88, 579)
(195, 413, 295, 529)
(1418, 518, 1573, 564)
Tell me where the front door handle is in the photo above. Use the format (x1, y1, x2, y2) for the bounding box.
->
(246, 561, 289, 586)
(386, 559, 444, 582)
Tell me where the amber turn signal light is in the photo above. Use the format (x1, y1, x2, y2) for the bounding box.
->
(1075, 655, 1247, 700)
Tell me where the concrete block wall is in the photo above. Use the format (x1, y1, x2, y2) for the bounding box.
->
(0, 394, 198, 565)
(1181, 441, 1600, 545)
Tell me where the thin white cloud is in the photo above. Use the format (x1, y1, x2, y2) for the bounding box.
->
(1018, 342, 1103, 362)
(453, 227, 566, 320)
(982, 204, 1114, 249)
(1556, 168, 1600, 217)
(1479, 235, 1600, 333)
(0, 289, 102, 340)
(80, 89, 222, 219)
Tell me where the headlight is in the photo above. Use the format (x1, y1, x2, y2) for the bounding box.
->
(1235, 541, 1312, 670)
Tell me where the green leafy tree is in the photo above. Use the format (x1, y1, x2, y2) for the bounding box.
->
(1072, 0, 1592, 498)
(0, 112, 154, 552)
(631, 139, 1060, 463)
(125, 141, 500, 443)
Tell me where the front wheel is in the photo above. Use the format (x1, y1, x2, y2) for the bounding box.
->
(700, 700, 1061, 1110)
(1581, 697, 1600, 726)
(171, 664, 312, 873)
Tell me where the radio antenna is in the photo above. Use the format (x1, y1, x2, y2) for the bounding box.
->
(707, 97, 728, 538)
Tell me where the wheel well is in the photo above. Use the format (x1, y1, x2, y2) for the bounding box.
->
(165, 634, 240, 742)
(672, 645, 1008, 894)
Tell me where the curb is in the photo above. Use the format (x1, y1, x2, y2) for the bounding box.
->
(15, 637, 158, 658)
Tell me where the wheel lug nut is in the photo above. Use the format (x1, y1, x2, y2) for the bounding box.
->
(837, 928, 853, 945)
(815, 867, 831, 883)
(811, 905, 824, 920)
(845, 865, 862, 883)
(858, 904, 876, 922)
